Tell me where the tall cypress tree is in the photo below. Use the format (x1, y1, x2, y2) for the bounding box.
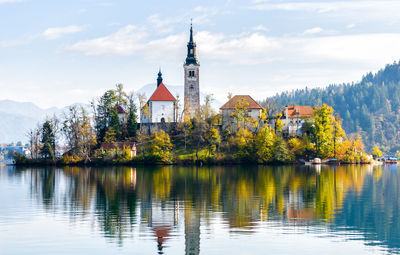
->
(127, 105, 137, 138)
(40, 120, 55, 159)
(109, 108, 121, 139)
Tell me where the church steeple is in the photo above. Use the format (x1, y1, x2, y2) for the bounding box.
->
(185, 21, 198, 65)
(184, 21, 200, 118)
(157, 68, 163, 87)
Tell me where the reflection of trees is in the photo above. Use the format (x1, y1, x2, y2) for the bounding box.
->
(333, 166, 399, 249)
(19, 164, 400, 251)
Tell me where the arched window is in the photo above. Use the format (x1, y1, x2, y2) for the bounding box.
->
(188, 70, 196, 77)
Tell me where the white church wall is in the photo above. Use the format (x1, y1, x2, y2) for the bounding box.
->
(151, 101, 175, 123)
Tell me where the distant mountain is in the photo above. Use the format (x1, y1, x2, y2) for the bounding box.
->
(267, 61, 400, 152)
(0, 100, 59, 119)
(0, 100, 88, 144)
(0, 100, 61, 143)
(0, 111, 38, 144)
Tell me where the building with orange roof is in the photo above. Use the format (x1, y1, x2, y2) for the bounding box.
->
(282, 105, 314, 136)
(141, 70, 177, 123)
(220, 95, 264, 130)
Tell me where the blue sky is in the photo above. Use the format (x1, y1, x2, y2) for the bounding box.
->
(1, 0, 400, 108)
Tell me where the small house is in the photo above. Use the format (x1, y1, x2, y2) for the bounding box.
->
(100, 142, 137, 158)
(220, 95, 263, 130)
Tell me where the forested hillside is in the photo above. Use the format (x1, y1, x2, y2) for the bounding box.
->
(268, 61, 400, 152)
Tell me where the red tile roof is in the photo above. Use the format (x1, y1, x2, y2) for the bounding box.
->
(148, 83, 176, 101)
(115, 105, 126, 114)
(100, 142, 136, 150)
(220, 95, 263, 110)
(283, 105, 314, 118)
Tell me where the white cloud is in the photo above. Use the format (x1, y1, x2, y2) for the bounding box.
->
(248, 0, 400, 21)
(303, 27, 323, 35)
(43, 25, 86, 40)
(67, 26, 400, 68)
(65, 26, 400, 104)
(68, 25, 148, 56)
(0, 0, 23, 3)
(197, 32, 282, 64)
(347, 23, 356, 29)
(253, 25, 269, 32)
(147, 14, 179, 34)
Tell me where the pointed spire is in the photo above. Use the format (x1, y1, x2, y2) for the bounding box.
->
(189, 18, 193, 43)
(157, 68, 163, 87)
(185, 20, 198, 65)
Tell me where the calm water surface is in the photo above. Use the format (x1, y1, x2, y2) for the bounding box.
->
(0, 165, 399, 254)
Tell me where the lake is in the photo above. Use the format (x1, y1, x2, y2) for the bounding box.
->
(0, 164, 399, 254)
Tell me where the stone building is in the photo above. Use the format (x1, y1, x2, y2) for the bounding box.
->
(281, 105, 314, 136)
(220, 95, 264, 130)
(184, 23, 200, 118)
(141, 71, 177, 123)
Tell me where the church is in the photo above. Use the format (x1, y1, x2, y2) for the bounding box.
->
(141, 24, 200, 123)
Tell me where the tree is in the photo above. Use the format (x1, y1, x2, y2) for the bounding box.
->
(27, 124, 41, 159)
(109, 108, 121, 139)
(115, 83, 128, 107)
(260, 98, 279, 118)
(40, 120, 55, 159)
(273, 136, 292, 162)
(312, 104, 335, 158)
(205, 126, 221, 156)
(175, 95, 183, 123)
(229, 128, 254, 161)
(288, 137, 307, 158)
(94, 89, 118, 143)
(103, 128, 117, 143)
(126, 91, 138, 139)
(147, 130, 173, 162)
(333, 114, 347, 158)
(372, 146, 383, 159)
(274, 113, 284, 134)
(62, 106, 97, 160)
(254, 126, 276, 163)
(127, 106, 138, 139)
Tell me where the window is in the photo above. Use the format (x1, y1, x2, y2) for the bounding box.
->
(190, 84, 194, 89)
(188, 70, 196, 77)
(162, 105, 165, 110)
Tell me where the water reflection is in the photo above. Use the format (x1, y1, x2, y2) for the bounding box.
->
(3, 164, 399, 254)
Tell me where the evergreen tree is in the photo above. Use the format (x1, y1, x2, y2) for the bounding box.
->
(40, 120, 55, 159)
(109, 108, 121, 139)
(127, 106, 138, 138)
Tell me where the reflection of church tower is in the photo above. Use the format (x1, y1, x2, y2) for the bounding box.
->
(184, 206, 201, 255)
(184, 22, 200, 118)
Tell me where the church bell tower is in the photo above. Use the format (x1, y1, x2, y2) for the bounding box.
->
(184, 22, 200, 118)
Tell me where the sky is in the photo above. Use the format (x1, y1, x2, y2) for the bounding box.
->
(1, 0, 400, 109)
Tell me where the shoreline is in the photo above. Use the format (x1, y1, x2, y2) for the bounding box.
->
(12, 157, 377, 167)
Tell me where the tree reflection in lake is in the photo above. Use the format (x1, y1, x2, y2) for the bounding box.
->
(9, 164, 400, 254)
